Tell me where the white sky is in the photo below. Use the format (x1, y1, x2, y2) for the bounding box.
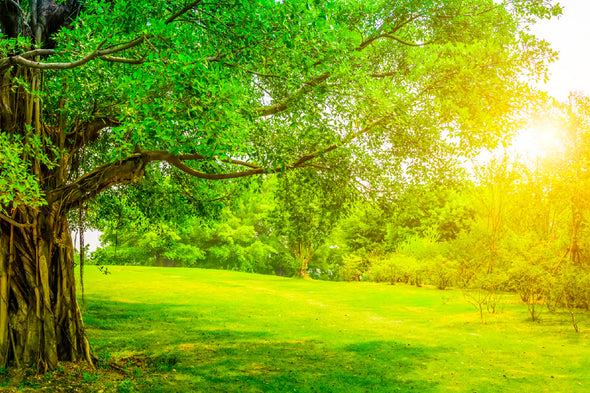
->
(531, 0, 590, 99)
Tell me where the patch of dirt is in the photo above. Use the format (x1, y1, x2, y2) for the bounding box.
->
(0, 356, 152, 392)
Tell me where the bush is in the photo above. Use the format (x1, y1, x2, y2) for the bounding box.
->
(366, 254, 425, 286)
(340, 254, 368, 281)
(426, 256, 458, 289)
(509, 259, 551, 322)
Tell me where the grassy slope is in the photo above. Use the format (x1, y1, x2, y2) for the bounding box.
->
(73, 266, 590, 393)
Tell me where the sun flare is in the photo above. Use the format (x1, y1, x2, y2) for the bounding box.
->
(508, 122, 565, 160)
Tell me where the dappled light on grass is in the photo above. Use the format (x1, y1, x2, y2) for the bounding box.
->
(5, 266, 589, 391)
(72, 268, 590, 392)
(83, 298, 439, 392)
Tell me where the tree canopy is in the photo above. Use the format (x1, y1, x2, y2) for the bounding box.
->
(0, 0, 560, 213)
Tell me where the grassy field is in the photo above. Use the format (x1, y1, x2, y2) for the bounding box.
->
(3, 266, 590, 392)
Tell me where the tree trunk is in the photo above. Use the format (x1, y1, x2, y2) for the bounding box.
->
(0, 7, 93, 368)
(298, 258, 309, 278)
(0, 211, 93, 370)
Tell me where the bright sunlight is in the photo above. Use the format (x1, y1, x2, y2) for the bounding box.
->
(508, 121, 565, 161)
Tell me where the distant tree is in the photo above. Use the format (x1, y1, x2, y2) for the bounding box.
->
(385, 183, 474, 247)
(272, 168, 355, 278)
(0, 0, 560, 369)
(335, 199, 391, 256)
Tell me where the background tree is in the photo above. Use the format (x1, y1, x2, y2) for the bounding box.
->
(0, 0, 560, 369)
(271, 167, 355, 278)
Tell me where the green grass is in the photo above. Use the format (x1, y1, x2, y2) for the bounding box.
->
(71, 267, 590, 391)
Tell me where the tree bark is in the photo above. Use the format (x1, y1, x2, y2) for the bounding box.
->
(0, 1, 93, 369)
(0, 210, 93, 370)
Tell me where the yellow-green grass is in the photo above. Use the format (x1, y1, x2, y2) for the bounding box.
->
(61, 267, 590, 391)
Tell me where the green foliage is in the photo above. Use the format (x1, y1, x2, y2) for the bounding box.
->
(509, 261, 550, 322)
(0, 133, 48, 211)
(1, 0, 557, 227)
(366, 254, 424, 286)
(334, 201, 390, 256)
(425, 256, 458, 290)
(271, 167, 356, 276)
(339, 254, 368, 282)
(385, 185, 474, 247)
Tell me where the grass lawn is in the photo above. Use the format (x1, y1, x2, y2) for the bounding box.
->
(2, 266, 590, 392)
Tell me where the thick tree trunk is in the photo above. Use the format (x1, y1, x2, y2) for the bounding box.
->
(0, 211, 93, 370)
(0, 3, 94, 368)
(0, 54, 141, 372)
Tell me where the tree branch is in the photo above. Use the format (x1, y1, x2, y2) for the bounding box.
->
(0, 213, 33, 228)
(144, 150, 266, 180)
(9, 36, 145, 70)
(165, 0, 204, 24)
(100, 55, 145, 64)
(255, 72, 330, 117)
(48, 154, 148, 212)
(19, 49, 55, 58)
(252, 12, 430, 118)
(48, 112, 395, 212)
(66, 117, 120, 152)
(381, 34, 436, 47)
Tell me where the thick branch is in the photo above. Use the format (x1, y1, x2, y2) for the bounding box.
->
(144, 150, 266, 180)
(66, 117, 120, 152)
(48, 111, 394, 211)
(9, 36, 145, 70)
(47, 154, 148, 212)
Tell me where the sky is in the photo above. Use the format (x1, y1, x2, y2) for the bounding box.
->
(531, 0, 590, 100)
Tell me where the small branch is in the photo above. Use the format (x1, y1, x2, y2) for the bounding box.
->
(19, 49, 55, 58)
(255, 72, 330, 117)
(381, 34, 436, 47)
(100, 55, 145, 64)
(288, 115, 393, 167)
(356, 13, 423, 51)
(206, 53, 226, 62)
(370, 71, 398, 78)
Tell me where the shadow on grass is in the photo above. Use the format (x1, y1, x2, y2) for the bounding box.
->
(83, 296, 440, 392)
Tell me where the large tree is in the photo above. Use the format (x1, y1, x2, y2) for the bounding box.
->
(0, 0, 559, 370)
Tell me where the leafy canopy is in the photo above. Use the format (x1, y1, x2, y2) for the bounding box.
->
(0, 0, 560, 216)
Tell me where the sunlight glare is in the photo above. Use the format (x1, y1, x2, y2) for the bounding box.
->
(507, 122, 565, 161)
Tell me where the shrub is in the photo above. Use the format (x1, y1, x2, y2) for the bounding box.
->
(509, 260, 551, 322)
(426, 256, 458, 290)
(366, 254, 424, 286)
(340, 254, 368, 281)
